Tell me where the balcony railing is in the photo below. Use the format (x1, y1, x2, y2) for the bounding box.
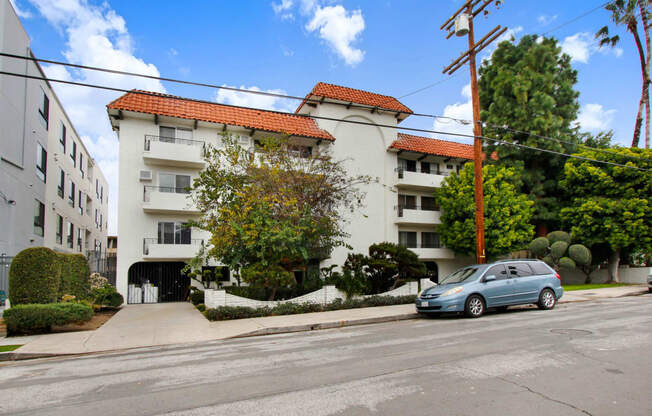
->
(399, 242, 443, 249)
(395, 205, 440, 217)
(395, 167, 452, 179)
(143, 238, 204, 255)
(143, 185, 190, 202)
(144, 135, 205, 150)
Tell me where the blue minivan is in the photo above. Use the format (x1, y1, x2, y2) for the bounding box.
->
(416, 259, 564, 318)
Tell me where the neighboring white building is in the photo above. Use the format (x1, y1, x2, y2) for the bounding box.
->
(108, 83, 473, 303)
(0, 0, 109, 259)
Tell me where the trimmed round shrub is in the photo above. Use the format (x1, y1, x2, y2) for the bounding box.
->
(568, 244, 591, 266)
(189, 290, 205, 305)
(90, 285, 123, 308)
(550, 241, 569, 260)
(542, 255, 554, 267)
(58, 253, 91, 300)
(558, 257, 576, 269)
(9, 247, 61, 305)
(106, 292, 124, 308)
(529, 237, 550, 257)
(547, 231, 571, 245)
(3, 303, 93, 334)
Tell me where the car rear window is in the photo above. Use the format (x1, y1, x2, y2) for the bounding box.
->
(529, 261, 554, 275)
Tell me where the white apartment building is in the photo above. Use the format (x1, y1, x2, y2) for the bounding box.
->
(0, 0, 109, 260)
(108, 83, 473, 303)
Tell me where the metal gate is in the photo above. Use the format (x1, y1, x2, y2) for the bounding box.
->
(0, 255, 12, 296)
(127, 261, 189, 303)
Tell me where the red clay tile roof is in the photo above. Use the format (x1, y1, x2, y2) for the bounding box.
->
(107, 90, 334, 141)
(296, 82, 413, 115)
(390, 133, 475, 159)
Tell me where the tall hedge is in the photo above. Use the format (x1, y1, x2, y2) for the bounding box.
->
(58, 253, 91, 299)
(9, 247, 61, 305)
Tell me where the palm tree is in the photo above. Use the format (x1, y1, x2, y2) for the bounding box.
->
(596, 0, 651, 148)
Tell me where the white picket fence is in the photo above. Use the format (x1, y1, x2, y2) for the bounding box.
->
(204, 281, 421, 309)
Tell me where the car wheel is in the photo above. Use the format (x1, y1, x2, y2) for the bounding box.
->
(537, 288, 556, 310)
(464, 295, 485, 318)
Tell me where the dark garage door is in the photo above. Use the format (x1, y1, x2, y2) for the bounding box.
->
(128, 261, 189, 303)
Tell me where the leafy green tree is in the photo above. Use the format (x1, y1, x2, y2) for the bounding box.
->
(365, 242, 426, 294)
(190, 133, 371, 296)
(527, 231, 592, 275)
(436, 163, 535, 260)
(596, 0, 651, 148)
(560, 147, 652, 281)
(479, 35, 580, 232)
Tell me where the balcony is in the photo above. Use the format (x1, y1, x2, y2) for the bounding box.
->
(143, 238, 204, 260)
(143, 135, 206, 168)
(411, 246, 455, 260)
(395, 168, 450, 191)
(143, 186, 200, 215)
(395, 206, 441, 225)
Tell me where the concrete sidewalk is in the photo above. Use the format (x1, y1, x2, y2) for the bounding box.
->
(1, 284, 648, 359)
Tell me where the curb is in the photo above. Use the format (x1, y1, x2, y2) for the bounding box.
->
(558, 288, 648, 304)
(232, 312, 420, 338)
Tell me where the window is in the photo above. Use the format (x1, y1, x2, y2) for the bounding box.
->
(288, 144, 312, 158)
(100, 186, 104, 203)
(421, 196, 439, 211)
(421, 162, 431, 174)
(56, 215, 63, 244)
(507, 263, 534, 278)
(77, 228, 83, 252)
(99, 213, 103, 231)
(421, 232, 441, 248)
(159, 126, 192, 143)
(398, 158, 417, 172)
(33, 200, 45, 236)
(398, 231, 417, 248)
(159, 173, 191, 193)
(38, 87, 49, 129)
(95, 179, 99, 198)
(36, 143, 47, 182)
(78, 190, 83, 215)
(67, 222, 74, 249)
(530, 261, 554, 275)
(484, 264, 508, 280)
(446, 164, 454, 170)
(95, 208, 98, 226)
(70, 141, 76, 167)
(57, 169, 65, 198)
(68, 180, 75, 207)
(157, 222, 191, 244)
(397, 194, 416, 209)
(79, 153, 84, 178)
(59, 122, 66, 153)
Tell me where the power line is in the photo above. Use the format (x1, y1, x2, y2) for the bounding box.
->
(0, 50, 645, 163)
(542, 1, 610, 36)
(1, 69, 647, 173)
(397, 69, 465, 99)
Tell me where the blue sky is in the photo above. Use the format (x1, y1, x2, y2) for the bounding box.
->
(9, 0, 644, 234)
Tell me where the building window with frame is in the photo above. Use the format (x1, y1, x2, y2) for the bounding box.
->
(67, 222, 74, 249)
(99, 213, 103, 231)
(38, 87, 49, 129)
(77, 228, 83, 252)
(56, 214, 63, 244)
(421, 196, 439, 211)
(157, 222, 191, 244)
(398, 158, 417, 173)
(100, 186, 104, 203)
(397, 194, 416, 209)
(159, 173, 191, 193)
(36, 143, 47, 182)
(398, 231, 417, 248)
(59, 122, 66, 153)
(34, 199, 45, 236)
(78, 190, 83, 215)
(159, 126, 193, 143)
(57, 168, 65, 198)
(70, 141, 77, 167)
(421, 232, 441, 249)
(79, 153, 84, 178)
(68, 179, 75, 207)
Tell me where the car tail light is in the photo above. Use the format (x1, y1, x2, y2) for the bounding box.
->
(555, 273, 561, 280)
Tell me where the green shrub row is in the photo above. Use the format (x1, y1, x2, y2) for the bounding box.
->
(9, 247, 92, 305)
(3, 303, 94, 335)
(203, 295, 417, 321)
(90, 286, 124, 308)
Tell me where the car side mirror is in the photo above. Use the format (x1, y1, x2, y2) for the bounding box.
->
(484, 275, 496, 282)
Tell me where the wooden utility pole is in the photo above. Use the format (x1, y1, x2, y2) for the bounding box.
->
(440, 0, 506, 264)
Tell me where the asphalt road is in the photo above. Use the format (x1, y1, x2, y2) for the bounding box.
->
(1, 295, 651, 416)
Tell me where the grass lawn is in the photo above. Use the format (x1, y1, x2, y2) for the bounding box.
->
(0, 345, 22, 352)
(562, 283, 631, 291)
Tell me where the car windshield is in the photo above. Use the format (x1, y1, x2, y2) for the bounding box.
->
(439, 267, 480, 284)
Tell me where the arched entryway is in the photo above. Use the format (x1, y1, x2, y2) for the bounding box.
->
(424, 261, 439, 283)
(127, 261, 189, 303)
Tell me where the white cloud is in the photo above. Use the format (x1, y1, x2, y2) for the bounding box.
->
(215, 85, 296, 113)
(9, 0, 33, 18)
(305, 5, 365, 66)
(27, 0, 165, 235)
(168, 48, 178, 56)
(576, 103, 616, 132)
(561, 32, 623, 64)
(272, 0, 294, 20)
(537, 14, 557, 26)
(433, 84, 474, 142)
